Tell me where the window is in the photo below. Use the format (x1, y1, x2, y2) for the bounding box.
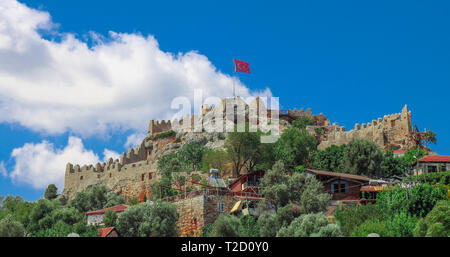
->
(109, 173, 112, 178)
(141, 174, 145, 181)
(331, 181, 348, 193)
(391, 120, 395, 127)
(442, 166, 447, 172)
(217, 202, 225, 213)
(427, 165, 437, 173)
(149, 172, 152, 180)
(80, 176, 83, 180)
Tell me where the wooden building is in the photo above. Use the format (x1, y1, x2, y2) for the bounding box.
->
(306, 169, 371, 201)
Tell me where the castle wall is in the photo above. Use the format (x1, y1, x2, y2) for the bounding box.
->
(63, 158, 161, 200)
(318, 105, 414, 150)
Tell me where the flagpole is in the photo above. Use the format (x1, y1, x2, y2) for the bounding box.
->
(232, 58, 236, 99)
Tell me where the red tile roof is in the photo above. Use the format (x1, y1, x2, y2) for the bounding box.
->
(393, 149, 407, 154)
(86, 204, 129, 216)
(98, 227, 116, 237)
(418, 156, 450, 163)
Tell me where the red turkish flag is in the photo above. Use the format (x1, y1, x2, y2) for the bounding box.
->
(234, 59, 251, 73)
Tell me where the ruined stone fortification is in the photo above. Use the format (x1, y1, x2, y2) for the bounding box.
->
(317, 105, 414, 150)
(62, 96, 415, 200)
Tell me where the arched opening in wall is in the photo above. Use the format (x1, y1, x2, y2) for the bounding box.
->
(148, 172, 152, 180)
(109, 173, 112, 178)
(80, 176, 83, 180)
(141, 174, 145, 181)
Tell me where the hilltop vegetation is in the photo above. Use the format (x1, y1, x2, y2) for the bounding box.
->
(0, 117, 448, 237)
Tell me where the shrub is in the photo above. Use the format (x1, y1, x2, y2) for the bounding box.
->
(277, 213, 342, 237)
(0, 215, 25, 237)
(404, 171, 450, 185)
(152, 130, 176, 140)
(209, 214, 240, 237)
(334, 204, 382, 236)
(351, 219, 393, 237)
(103, 209, 117, 227)
(117, 201, 179, 237)
(413, 200, 450, 237)
(238, 215, 260, 237)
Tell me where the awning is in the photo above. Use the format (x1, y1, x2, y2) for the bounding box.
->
(230, 200, 242, 214)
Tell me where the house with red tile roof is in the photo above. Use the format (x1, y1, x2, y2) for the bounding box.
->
(97, 227, 119, 237)
(412, 155, 450, 175)
(86, 204, 129, 225)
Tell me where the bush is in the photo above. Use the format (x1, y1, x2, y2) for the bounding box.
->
(351, 219, 393, 237)
(103, 209, 117, 227)
(200, 223, 213, 237)
(238, 215, 260, 237)
(313, 145, 346, 172)
(342, 139, 384, 177)
(209, 214, 240, 237)
(0, 215, 25, 237)
(334, 204, 382, 236)
(376, 183, 447, 218)
(404, 171, 450, 185)
(44, 184, 58, 200)
(67, 185, 125, 213)
(117, 201, 179, 237)
(257, 204, 302, 237)
(152, 130, 176, 140)
(387, 211, 418, 237)
(413, 200, 450, 237)
(277, 213, 342, 237)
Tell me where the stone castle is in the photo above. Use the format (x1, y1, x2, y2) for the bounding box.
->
(62, 97, 415, 200)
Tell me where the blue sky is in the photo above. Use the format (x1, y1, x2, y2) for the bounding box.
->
(1, 0, 449, 201)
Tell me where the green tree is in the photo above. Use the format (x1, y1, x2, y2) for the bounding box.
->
(334, 204, 382, 236)
(103, 209, 117, 227)
(277, 212, 342, 237)
(44, 184, 58, 200)
(292, 117, 316, 130)
(178, 142, 205, 171)
(342, 139, 384, 177)
(0, 195, 35, 227)
(350, 219, 393, 237)
(376, 183, 447, 218)
(258, 204, 302, 237)
(209, 214, 240, 237)
(225, 124, 265, 177)
(382, 149, 407, 177)
(157, 152, 186, 179)
(201, 149, 230, 172)
(27, 198, 60, 234)
(273, 127, 317, 170)
(0, 214, 25, 237)
(67, 185, 125, 213)
(413, 200, 450, 237)
(117, 201, 179, 237)
(402, 146, 427, 167)
(387, 211, 418, 237)
(150, 177, 180, 200)
(261, 161, 330, 210)
(313, 145, 346, 172)
(238, 215, 260, 237)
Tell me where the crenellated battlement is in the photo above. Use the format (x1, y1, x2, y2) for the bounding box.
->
(318, 105, 414, 150)
(148, 119, 172, 136)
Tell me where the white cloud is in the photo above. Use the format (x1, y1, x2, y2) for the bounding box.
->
(0, 0, 272, 137)
(0, 161, 6, 177)
(124, 132, 147, 148)
(8, 136, 103, 189)
(102, 148, 120, 162)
